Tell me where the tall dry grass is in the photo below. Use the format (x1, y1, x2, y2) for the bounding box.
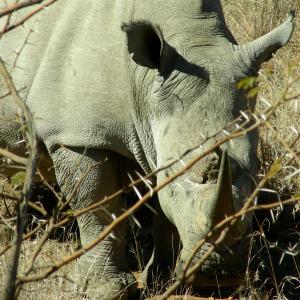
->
(223, 1, 300, 299)
(223, 0, 300, 195)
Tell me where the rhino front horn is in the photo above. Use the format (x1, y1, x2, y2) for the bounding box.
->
(210, 150, 248, 240)
(211, 149, 234, 226)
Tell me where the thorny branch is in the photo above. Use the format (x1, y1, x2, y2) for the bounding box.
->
(0, 148, 27, 165)
(0, 81, 299, 297)
(0, 59, 37, 299)
(0, 7, 59, 298)
(0, 0, 58, 34)
(13, 90, 300, 287)
(0, 1, 45, 18)
(0, 77, 299, 294)
(0, 192, 47, 216)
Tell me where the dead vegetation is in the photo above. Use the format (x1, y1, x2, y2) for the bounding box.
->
(223, 1, 300, 299)
(0, 0, 300, 299)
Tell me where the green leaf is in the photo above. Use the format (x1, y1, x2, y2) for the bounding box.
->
(248, 86, 260, 98)
(21, 124, 28, 132)
(266, 158, 283, 180)
(11, 171, 26, 186)
(237, 76, 258, 90)
(64, 209, 75, 216)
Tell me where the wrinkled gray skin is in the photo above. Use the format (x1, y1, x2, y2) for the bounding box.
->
(0, 1, 294, 299)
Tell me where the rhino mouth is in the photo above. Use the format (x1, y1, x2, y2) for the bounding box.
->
(177, 237, 250, 284)
(198, 239, 250, 276)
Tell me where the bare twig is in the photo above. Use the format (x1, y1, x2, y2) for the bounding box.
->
(0, 148, 27, 165)
(0, 192, 48, 216)
(0, 221, 47, 256)
(0, 0, 43, 18)
(23, 217, 54, 277)
(1, 0, 58, 33)
(0, 59, 37, 300)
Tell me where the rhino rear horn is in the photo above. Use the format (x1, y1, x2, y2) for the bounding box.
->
(236, 11, 294, 72)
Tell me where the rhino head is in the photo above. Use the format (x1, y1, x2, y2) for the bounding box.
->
(122, 1, 294, 280)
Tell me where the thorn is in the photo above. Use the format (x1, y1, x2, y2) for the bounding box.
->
(279, 251, 285, 265)
(235, 123, 241, 130)
(146, 179, 153, 185)
(290, 126, 298, 135)
(144, 203, 158, 216)
(270, 209, 276, 224)
(130, 215, 142, 228)
(260, 113, 266, 121)
(260, 97, 271, 108)
(239, 110, 249, 121)
(109, 233, 116, 240)
(252, 113, 260, 123)
(179, 159, 186, 167)
(133, 185, 143, 200)
(285, 250, 298, 257)
(128, 173, 143, 200)
(135, 171, 154, 197)
(259, 188, 278, 194)
(224, 245, 234, 255)
(15, 139, 26, 145)
(222, 129, 230, 136)
(289, 243, 298, 252)
(100, 207, 116, 221)
(254, 196, 258, 205)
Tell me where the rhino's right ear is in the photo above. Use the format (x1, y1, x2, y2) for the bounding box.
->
(121, 21, 164, 70)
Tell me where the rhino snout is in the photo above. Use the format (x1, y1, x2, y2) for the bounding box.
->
(176, 238, 250, 280)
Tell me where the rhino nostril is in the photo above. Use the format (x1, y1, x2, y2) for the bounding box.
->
(207, 170, 218, 182)
(205, 153, 221, 182)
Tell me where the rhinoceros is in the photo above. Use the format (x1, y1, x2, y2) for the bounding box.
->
(0, 0, 294, 299)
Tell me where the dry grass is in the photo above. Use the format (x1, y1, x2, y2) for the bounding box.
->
(223, 1, 300, 299)
(223, 0, 300, 196)
(0, 239, 82, 300)
(1, 1, 300, 299)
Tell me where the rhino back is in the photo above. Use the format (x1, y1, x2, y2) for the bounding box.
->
(1, 0, 141, 157)
(1, 0, 232, 161)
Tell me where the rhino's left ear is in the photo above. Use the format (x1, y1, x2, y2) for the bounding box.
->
(236, 11, 294, 72)
(121, 21, 164, 70)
